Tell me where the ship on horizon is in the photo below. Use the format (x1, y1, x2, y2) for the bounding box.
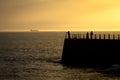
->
(30, 29, 39, 32)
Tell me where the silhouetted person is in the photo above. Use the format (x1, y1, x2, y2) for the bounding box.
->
(67, 31, 71, 39)
(90, 31, 93, 39)
(86, 32, 89, 39)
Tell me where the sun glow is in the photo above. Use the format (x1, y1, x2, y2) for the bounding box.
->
(1, 0, 120, 31)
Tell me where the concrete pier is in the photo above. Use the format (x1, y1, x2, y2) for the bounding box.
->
(61, 32, 120, 67)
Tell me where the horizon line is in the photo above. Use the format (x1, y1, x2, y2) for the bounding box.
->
(1, 29, 120, 32)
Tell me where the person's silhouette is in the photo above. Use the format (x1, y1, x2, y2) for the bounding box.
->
(90, 31, 93, 39)
(86, 32, 89, 39)
(67, 31, 71, 39)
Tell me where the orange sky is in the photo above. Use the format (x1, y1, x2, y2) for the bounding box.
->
(0, 0, 120, 31)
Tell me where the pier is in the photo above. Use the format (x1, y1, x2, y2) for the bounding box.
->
(62, 31, 120, 67)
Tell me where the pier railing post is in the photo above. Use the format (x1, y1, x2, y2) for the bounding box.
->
(99, 34, 101, 39)
(104, 34, 105, 39)
(108, 34, 110, 39)
(83, 34, 85, 39)
(113, 34, 115, 40)
(95, 34, 97, 39)
(86, 32, 89, 39)
(65, 31, 120, 40)
(118, 34, 120, 40)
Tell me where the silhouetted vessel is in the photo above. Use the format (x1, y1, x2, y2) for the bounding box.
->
(30, 29, 39, 32)
(61, 31, 120, 67)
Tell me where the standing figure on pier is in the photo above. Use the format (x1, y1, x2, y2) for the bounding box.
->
(90, 31, 93, 39)
(67, 31, 71, 39)
(86, 32, 89, 39)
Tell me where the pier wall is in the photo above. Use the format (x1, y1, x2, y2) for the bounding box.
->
(62, 39, 120, 67)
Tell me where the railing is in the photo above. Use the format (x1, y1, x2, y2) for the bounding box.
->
(65, 32, 120, 40)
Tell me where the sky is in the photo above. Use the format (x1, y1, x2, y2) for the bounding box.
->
(0, 0, 120, 31)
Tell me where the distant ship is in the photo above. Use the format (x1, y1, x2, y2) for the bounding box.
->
(30, 29, 39, 32)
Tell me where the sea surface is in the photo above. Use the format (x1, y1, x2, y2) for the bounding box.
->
(0, 32, 120, 80)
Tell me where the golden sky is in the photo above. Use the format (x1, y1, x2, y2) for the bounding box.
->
(0, 0, 120, 31)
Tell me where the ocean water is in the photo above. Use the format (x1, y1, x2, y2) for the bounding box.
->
(0, 32, 120, 80)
